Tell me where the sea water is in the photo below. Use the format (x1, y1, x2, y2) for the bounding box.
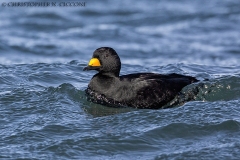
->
(0, 0, 240, 159)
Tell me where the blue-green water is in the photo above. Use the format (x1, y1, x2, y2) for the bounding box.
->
(1, 0, 240, 159)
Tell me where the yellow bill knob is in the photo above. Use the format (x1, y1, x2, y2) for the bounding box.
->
(88, 58, 101, 66)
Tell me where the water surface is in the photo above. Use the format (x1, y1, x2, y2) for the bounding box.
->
(0, 0, 240, 159)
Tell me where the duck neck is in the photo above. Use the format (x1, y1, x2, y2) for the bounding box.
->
(99, 71, 119, 78)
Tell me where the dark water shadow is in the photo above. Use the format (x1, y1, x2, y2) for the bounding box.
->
(164, 75, 240, 108)
(48, 83, 135, 118)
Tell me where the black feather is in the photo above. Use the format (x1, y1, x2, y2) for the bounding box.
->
(84, 47, 198, 109)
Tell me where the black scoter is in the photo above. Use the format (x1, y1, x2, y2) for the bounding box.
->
(83, 47, 198, 109)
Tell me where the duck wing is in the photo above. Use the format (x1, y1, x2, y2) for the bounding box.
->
(119, 73, 198, 109)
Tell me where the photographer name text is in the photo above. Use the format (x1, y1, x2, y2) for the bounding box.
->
(2, 2, 86, 7)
